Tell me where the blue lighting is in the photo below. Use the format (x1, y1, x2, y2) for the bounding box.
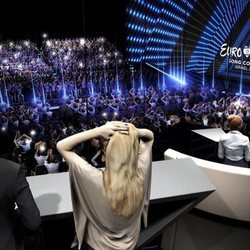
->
(146, 62, 186, 86)
(126, 0, 197, 65)
(0, 89, 3, 104)
(187, 0, 248, 73)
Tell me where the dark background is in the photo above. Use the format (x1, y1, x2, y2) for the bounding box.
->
(0, 0, 128, 53)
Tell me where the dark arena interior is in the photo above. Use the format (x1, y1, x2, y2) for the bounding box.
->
(0, 0, 249, 250)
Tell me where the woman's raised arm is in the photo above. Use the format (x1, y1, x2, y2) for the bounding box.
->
(56, 122, 129, 163)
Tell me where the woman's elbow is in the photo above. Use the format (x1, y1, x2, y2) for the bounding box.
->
(56, 141, 63, 154)
(149, 131, 154, 140)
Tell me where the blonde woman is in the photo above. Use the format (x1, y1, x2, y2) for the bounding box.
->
(56, 121, 154, 250)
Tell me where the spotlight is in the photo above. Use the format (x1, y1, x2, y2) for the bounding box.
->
(30, 130, 36, 136)
(24, 41, 29, 46)
(39, 145, 46, 152)
(102, 112, 107, 117)
(42, 33, 48, 39)
(114, 112, 118, 116)
(80, 38, 85, 45)
(46, 40, 51, 47)
(1, 126, 6, 131)
(25, 138, 32, 144)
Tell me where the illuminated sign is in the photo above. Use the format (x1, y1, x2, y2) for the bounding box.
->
(220, 44, 250, 58)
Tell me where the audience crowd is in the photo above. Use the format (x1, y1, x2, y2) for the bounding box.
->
(1, 38, 250, 175)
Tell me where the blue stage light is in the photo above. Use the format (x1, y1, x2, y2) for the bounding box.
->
(187, 0, 248, 74)
(127, 0, 197, 65)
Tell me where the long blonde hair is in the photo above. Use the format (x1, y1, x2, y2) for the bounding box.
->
(104, 123, 144, 218)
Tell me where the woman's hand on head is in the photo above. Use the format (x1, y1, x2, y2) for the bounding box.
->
(99, 121, 129, 140)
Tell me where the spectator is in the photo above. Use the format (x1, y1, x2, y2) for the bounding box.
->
(0, 157, 41, 250)
(16, 133, 32, 153)
(34, 141, 48, 166)
(57, 121, 154, 250)
(218, 115, 250, 167)
(44, 149, 59, 173)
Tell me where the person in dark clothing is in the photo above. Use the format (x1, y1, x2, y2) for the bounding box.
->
(0, 158, 41, 250)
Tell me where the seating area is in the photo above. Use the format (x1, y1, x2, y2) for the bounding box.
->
(164, 148, 250, 222)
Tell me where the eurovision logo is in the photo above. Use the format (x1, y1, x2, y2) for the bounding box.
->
(243, 46, 250, 58)
(220, 44, 250, 71)
(220, 43, 250, 58)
